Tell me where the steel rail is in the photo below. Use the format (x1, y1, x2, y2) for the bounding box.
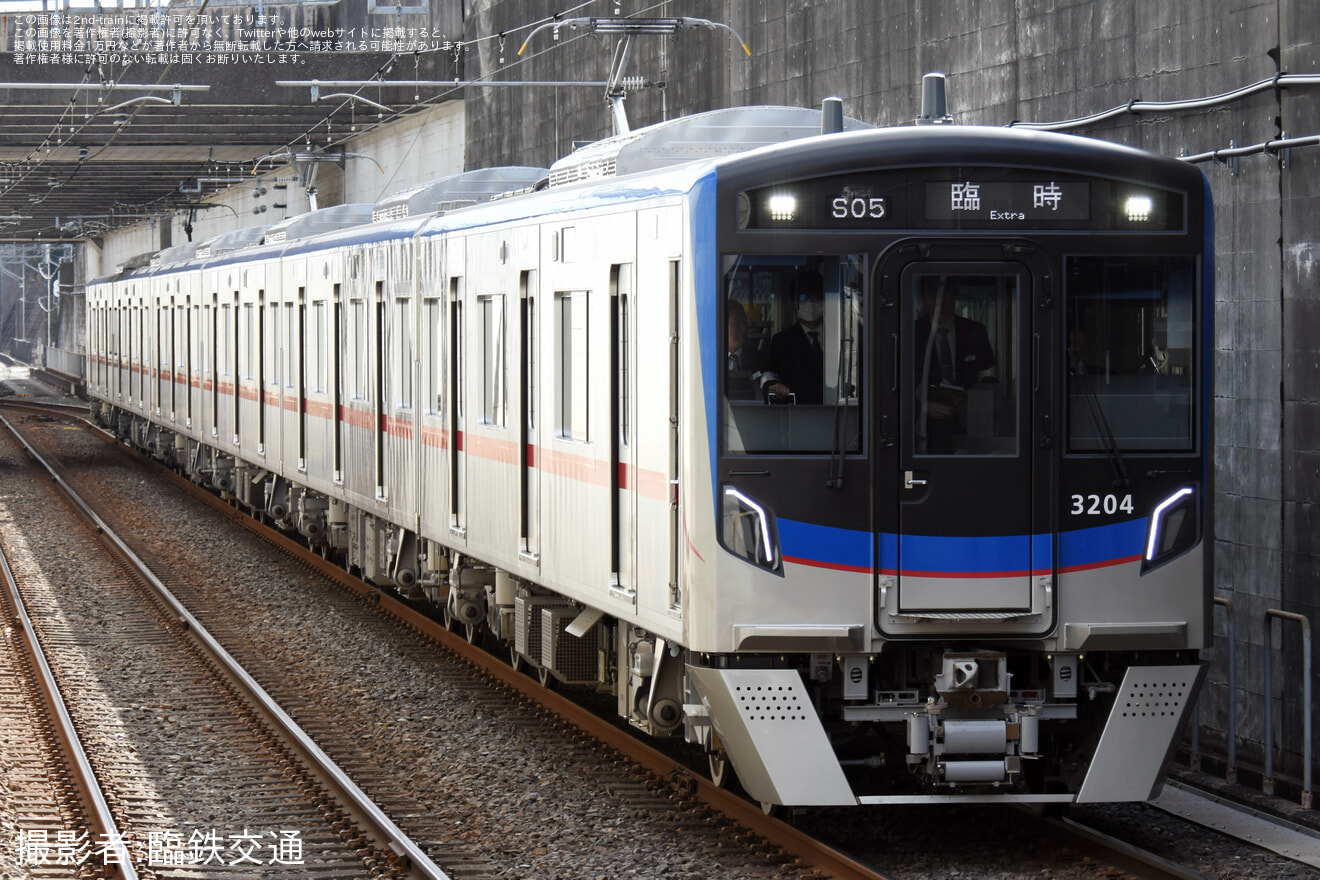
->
(128, 434, 893, 880)
(0, 411, 451, 880)
(1042, 815, 1214, 880)
(0, 414, 140, 879)
(252, 523, 893, 880)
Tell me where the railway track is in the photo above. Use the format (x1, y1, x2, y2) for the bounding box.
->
(0, 545, 133, 880)
(1, 402, 840, 879)
(3, 396, 1308, 880)
(0, 409, 448, 879)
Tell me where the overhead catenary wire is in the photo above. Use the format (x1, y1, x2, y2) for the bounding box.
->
(1008, 74, 1320, 131)
(1007, 73, 1320, 167)
(1180, 132, 1320, 164)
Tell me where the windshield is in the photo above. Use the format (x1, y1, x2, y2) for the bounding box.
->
(1066, 255, 1197, 453)
(722, 254, 864, 454)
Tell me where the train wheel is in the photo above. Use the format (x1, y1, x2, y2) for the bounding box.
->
(537, 666, 558, 689)
(508, 647, 524, 672)
(708, 750, 735, 789)
(760, 800, 781, 818)
(464, 622, 482, 645)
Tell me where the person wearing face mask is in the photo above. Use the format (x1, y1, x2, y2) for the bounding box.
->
(762, 271, 826, 404)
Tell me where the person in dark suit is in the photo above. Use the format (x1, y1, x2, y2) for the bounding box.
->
(763, 272, 826, 404)
(725, 299, 767, 401)
(914, 279, 996, 453)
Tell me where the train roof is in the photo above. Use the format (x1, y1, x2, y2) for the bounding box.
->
(263, 203, 376, 244)
(371, 167, 549, 222)
(711, 123, 1206, 190)
(90, 110, 1206, 286)
(196, 224, 273, 259)
(547, 105, 873, 186)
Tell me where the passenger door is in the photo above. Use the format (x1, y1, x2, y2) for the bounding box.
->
(884, 259, 1047, 619)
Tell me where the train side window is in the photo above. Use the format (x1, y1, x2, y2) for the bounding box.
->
(351, 300, 369, 401)
(285, 303, 296, 390)
(311, 302, 326, 395)
(396, 297, 413, 410)
(556, 290, 590, 442)
(243, 302, 256, 382)
(722, 253, 863, 455)
(267, 300, 280, 389)
(1065, 256, 1196, 453)
(423, 298, 441, 414)
(479, 294, 507, 427)
(219, 304, 231, 377)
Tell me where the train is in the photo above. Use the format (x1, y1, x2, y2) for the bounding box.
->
(86, 101, 1212, 807)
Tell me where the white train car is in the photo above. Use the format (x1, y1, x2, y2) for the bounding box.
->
(88, 106, 1213, 808)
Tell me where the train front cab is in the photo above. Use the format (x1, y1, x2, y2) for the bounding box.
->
(686, 128, 1212, 807)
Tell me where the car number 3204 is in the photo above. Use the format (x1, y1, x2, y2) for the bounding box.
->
(1069, 494, 1135, 516)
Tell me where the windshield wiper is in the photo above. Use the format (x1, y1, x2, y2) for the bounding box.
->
(827, 314, 858, 490)
(1073, 368, 1130, 491)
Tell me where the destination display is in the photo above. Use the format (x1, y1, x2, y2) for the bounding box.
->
(924, 180, 1090, 221)
(738, 169, 1185, 232)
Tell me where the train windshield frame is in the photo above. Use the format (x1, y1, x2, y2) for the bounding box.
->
(721, 253, 865, 455)
(1064, 254, 1199, 454)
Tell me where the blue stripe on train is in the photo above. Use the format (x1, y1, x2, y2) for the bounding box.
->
(776, 518, 1149, 575)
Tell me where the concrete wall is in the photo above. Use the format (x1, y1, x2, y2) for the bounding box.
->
(341, 102, 466, 203)
(458, 0, 1315, 782)
(93, 102, 465, 271)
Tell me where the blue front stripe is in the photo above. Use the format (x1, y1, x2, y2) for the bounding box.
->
(778, 519, 873, 570)
(899, 533, 1039, 574)
(1058, 518, 1148, 569)
(774, 519, 1148, 575)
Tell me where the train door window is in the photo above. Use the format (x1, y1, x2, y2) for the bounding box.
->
(522, 278, 536, 431)
(423, 297, 441, 414)
(219, 304, 231, 377)
(284, 303, 296, 391)
(351, 300, 368, 400)
(479, 294, 507, 427)
(619, 292, 629, 442)
(451, 281, 465, 421)
(911, 272, 1019, 456)
(396, 297, 413, 410)
(267, 299, 279, 389)
(311, 301, 326, 394)
(556, 290, 589, 442)
(242, 303, 256, 382)
(722, 254, 864, 454)
(1065, 255, 1196, 452)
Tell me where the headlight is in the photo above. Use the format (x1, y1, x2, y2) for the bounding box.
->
(1141, 485, 1199, 573)
(721, 485, 780, 571)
